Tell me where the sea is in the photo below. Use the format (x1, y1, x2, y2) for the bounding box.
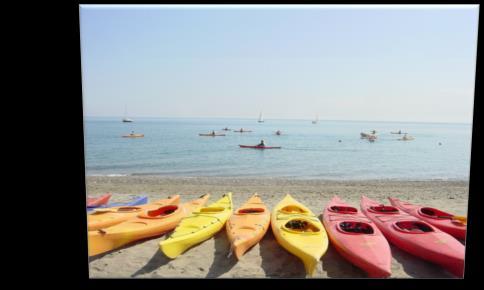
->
(84, 117, 472, 180)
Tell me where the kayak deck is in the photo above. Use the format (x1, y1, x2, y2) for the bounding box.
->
(199, 133, 226, 136)
(239, 145, 281, 149)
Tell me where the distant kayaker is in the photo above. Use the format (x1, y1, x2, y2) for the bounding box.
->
(257, 139, 266, 147)
(276, 130, 281, 135)
(211, 130, 216, 136)
(131, 131, 134, 135)
(371, 130, 376, 134)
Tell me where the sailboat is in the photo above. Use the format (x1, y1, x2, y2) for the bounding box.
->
(122, 105, 133, 123)
(312, 114, 319, 124)
(258, 112, 264, 123)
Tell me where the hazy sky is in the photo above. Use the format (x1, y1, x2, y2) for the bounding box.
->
(80, 5, 478, 123)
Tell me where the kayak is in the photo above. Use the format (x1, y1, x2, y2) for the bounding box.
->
(221, 128, 231, 131)
(88, 194, 210, 256)
(389, 197, 466, 240)
(239, 145, 281, 149)
(160, 193, 233, 259)
(360, 133, 377, 139)
(122, 134, 144, 138)
(233, 130, 252, 133)
(199, 133, 226, 136)
(87, 195, 180, 231)
(271, 194, 328, 277)
(226, 194, 271, 260)
(87, 193, 112, 208)
(360, 196, 465, 277)
(87, 195, 148, 213)
(322, 196, 392, 278)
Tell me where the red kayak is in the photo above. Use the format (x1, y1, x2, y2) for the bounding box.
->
(322, 196, 392, 278)
(239, 145, 281, 149)
(360, 196, 465, 277)
(388, 197, 466, 240)
(87, 193, 112, 208)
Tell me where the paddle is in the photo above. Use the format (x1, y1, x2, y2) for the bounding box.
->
(437, 215, 467, 225)
(451, 216, 467, 225)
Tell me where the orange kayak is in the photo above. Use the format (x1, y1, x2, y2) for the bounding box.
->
(88, 194, 210, 256)
(226, 194, 271, 259)
(87, 195, 180, 231)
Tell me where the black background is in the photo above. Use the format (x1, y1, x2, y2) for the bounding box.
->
(30, 0, 482, 289)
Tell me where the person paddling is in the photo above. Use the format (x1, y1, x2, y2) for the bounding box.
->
(257, 139, 266, 147)
(211, 130, 216, 136)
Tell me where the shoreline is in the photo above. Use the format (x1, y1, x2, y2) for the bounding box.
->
(87, 176, 469, 278)
(86, 174, 470, 182)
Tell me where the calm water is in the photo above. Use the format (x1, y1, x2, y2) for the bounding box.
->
(84, 117, 472, 180)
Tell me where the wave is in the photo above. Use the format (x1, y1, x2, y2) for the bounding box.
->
(86, 173, 129, 177)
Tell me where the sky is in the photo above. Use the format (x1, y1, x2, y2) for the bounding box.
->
(80, 5, 479, 123)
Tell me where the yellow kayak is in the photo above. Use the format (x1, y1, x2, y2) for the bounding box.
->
(87, 195, 180, 231)
(160, 193, 233, 259)
(88, 194, 210, 257)
(271, 194, 329, 277)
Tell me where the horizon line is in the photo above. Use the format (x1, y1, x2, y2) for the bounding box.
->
(83, 115, 472, 125)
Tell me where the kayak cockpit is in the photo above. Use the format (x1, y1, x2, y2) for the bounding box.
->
(280, 205, 308, 214)
(198, 207, 226, 213)
(140, 205, 179, 219)
(329, 206, 358, 214)
(91, 206, 143, 214)
(419, 207, 452, 219)
(393, 221, 434, 233)
(238, 208, 265, 214)
(338, 221, 374, 235)
(369, 205, 399, 214)
(284, 219, 320, 233)
(116, 206, 143, 212)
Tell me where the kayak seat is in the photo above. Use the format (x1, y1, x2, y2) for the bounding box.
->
(369, 205, 399, 214)
(238, 208, 265, 214)
(338, 221, 374, 234)
(285, 219, 320, 233)
(394, 221, 434, 233)
(329, 206, 358, 214)
(280, 205, 308, 214)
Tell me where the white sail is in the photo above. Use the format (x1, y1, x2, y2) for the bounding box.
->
(122, 105, 133, 122)
(258, 112, 264, 122)
(312, 114, 318, 124)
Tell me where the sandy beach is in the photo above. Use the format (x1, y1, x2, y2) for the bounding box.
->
(86, 176, 469, 278)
